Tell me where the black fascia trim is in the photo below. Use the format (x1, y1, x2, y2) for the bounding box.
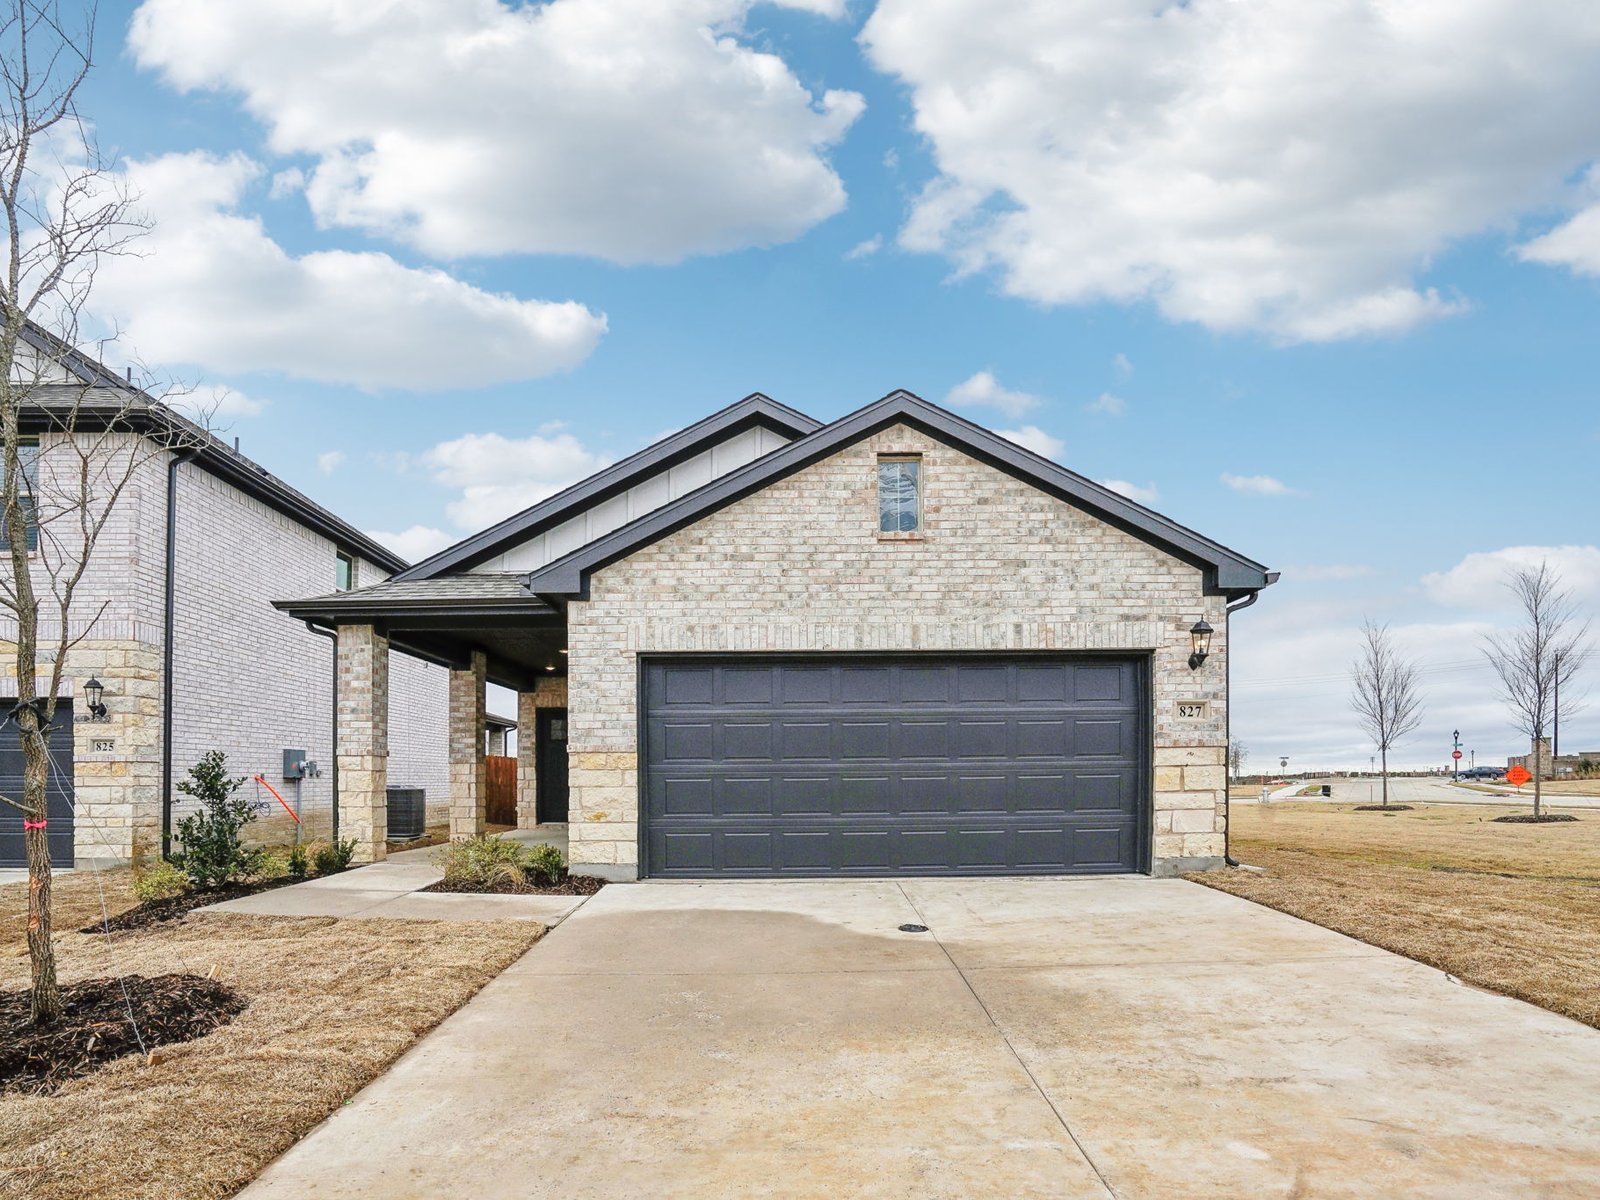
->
(18, 391, 409, 575)
(526, 390, 1275, 601)
(392, 393, 821, 581)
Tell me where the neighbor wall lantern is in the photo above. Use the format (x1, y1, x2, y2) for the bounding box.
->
(84, 676, 108, 720)
(1187, 620, 1213, 670)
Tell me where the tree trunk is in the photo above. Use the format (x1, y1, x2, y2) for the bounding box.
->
(1533, 761, 1543, 820)
(1380, 747, 1390, 809)
(18, 707, 59, 1024)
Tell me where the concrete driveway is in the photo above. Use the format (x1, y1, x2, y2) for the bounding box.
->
(240, 877, 1600, 1199)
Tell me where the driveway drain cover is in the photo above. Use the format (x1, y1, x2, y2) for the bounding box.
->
(898, 923, 930, 933)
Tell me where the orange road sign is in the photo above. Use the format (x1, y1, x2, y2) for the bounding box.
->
(1506, 764, 1532, 787)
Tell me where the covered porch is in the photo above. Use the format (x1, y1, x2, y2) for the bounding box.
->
(275, 576, 570, 863)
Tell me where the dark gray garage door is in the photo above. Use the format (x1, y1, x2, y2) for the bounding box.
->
(0, 701, 75, 868)
(642, 657, 1146, 878)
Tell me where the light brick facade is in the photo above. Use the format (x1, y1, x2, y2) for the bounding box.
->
(516, 677, 568, 829)
(448, 650, 488, 841)
(336, 624, 389, 863)
(565, 422, 1230, 878)
(1, 430, 450, 865)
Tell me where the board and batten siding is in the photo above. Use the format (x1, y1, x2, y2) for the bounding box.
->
(468, 424, 793, 573)
(564, 421, 1229, 878)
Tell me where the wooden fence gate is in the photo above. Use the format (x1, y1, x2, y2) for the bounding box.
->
(486, 755, 518, 826)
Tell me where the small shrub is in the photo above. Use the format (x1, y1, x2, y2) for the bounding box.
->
(172, 751, 264, 889)
(526, 842, 567, 887)
(255, 850, 291, 880)
(287, 843, 309, 879)
(132, 860, 190, 903)
(312, 838, 357, 874)
(440, 835, 527, 888)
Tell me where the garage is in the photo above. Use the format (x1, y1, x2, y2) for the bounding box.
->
(0, 701, 76, 868)
(642, 656, 1148, 878)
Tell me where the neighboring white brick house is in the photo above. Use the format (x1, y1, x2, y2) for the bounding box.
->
(283, 391, 1274, 881)
(0, 332, 449, 867)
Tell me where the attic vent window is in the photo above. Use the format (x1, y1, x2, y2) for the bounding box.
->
(877, 455, 921, 534)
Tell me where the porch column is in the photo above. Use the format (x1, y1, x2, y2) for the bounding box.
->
(516, 688, 539, 829)
(336, 624, 389, 863)
(449, 649, 488, 840)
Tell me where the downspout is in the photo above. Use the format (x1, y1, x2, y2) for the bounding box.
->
(1223, 589, 1262, 868)
(304, 622, 339, 840)
(160, 450, 198, 859)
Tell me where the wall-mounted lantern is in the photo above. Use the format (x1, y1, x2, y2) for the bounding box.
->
(84, 676, 108, 721)
(1187, 620, 1213, 671)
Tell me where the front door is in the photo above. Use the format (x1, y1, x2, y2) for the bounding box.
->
(537, 708, 570, 823)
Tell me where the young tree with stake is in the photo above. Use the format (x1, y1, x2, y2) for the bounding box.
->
(0, 2, 198, 1025)
(1349, 621, 1424, 810)
(1483, 563, 1591, 820)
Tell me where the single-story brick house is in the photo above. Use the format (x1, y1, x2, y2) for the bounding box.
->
(278, 390, 1275, 880)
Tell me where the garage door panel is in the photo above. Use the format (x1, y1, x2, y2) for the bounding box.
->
(0, 702, 75, 869)
(642, 658, 1146, 878)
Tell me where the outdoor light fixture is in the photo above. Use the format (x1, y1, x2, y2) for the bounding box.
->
(1188, 620, 1213, 670)
(84, 676, 107, 720)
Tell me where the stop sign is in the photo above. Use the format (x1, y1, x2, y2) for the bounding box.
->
(1452, 750, 1463, 760)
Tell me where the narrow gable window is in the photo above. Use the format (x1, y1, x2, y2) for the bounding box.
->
(335, 550, 355, 592)
(877, 455, 921, 534)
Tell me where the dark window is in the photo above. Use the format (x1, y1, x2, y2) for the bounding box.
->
(335, 550, 355, 592)
(877, 456, 921, 533)
(1, 438, 39, 553)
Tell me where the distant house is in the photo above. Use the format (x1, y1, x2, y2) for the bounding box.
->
(280, 390, 1277, 879)
(0, 329, 449, 868)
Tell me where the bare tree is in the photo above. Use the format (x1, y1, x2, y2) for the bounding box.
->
(1349, 621, 1425, 809)
(1228, 737, 1247, 782)
(1483, 563, 1592, 819)
(0, 2, 198, 1024)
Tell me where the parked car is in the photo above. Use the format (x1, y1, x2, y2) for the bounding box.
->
(1459, 767, 1504, 781)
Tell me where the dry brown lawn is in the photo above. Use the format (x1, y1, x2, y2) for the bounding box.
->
(1195, 802, 1600, 1029)
(0, 868, 543, 1200)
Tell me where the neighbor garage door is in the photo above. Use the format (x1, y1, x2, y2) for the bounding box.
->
(641, 656, 1147, 878)
(0, 701, 75, 868)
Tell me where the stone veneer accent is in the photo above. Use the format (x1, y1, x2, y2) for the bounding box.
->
(516, 677, 568, 829)
(336, 624, 389, 863)
(565, 422, 1230, 879)
(449, 650, 488, 841)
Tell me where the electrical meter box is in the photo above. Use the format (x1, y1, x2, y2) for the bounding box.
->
(283, 749, 307, 780)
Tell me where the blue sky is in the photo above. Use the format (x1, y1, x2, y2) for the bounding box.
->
(69, 1, 1600, 769)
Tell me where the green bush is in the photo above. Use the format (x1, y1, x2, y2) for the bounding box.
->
(312, 837, 357, 874)
(132, 860, 190, 903)
(254, 850, 291, 880)
(172, 751, 264, 889)
(287, 843, 309, 879)
(526, 842, 567, 887)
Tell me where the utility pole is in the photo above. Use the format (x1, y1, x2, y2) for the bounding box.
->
(1554, 650, 1560, 762)
(1452, 728, 1461, 781)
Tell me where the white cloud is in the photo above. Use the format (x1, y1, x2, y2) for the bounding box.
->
(422, 430, 611, 530)
(1086, 392, 1125, 417)
(91, 152, 605, 389)
(268, 167, 305, 199)
(1518, 168, 1600, 276)
(129, 0, 863, 265)
(369, 524, 456, 564)
(946, 370, 1042, 419)
(317, 450, 345, 475)
(1112, 353, 1133, 379)
(1221, 472, 1296, 497)
(1099, 478, 1159, 506)
(861, 1, 1600, 340)
(1421, 545, 1600, 611)
(167, 382, 263, 421)
(844, 235, 883, 261)
(1290, 564, 1376, 583)
(996, 425, 1065, 459)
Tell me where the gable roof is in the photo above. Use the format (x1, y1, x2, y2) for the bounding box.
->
(15, 321, 408, 574)
(526, 390, 1276, 603)
(394, 392, 820, 581)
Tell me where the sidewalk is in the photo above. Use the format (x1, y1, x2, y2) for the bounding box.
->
(194, 824, 584, 924)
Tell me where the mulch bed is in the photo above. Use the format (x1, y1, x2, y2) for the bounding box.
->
(423, 874, 606, 897)
(1493, 813, 1580, 824)
(77, 876, 306, 934)
(1353, 804, 1415, 811)
(1, 973, 246, 1095)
